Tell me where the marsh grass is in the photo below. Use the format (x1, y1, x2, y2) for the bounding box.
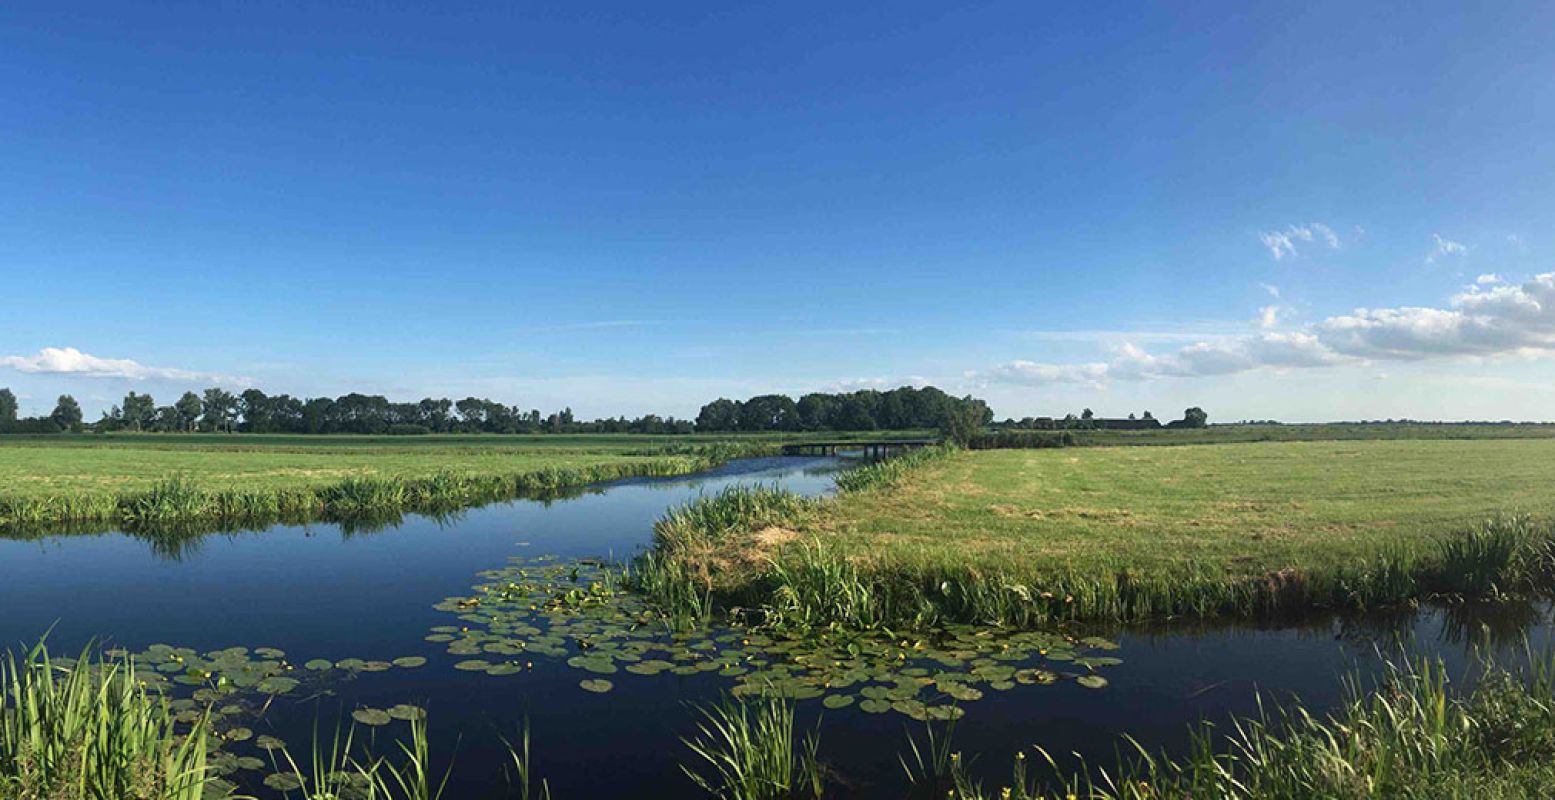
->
(943, 651, 1555, 799)
(680, 695, 823, 800)
(0, 642, 215, 800)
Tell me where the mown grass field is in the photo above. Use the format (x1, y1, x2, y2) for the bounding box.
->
(824, 439, 1555, 580)
(0, 434, 699, 499)
(643, 438, 1555, 627)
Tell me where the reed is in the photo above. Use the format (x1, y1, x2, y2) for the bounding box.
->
(680, 695, 823, 800)
(0, 641, 215, 800)
(942, 651, 1555, 799)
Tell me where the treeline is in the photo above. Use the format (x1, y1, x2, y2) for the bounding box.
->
(693, 386, 991, 432)
(0, 387, 697, 435)
(993, 406, 1209, 430)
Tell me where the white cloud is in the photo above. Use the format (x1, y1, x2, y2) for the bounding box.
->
(1427, 233, 1468, 264)
(1259, 223, 1341, 261)
(827, 376, 932, 392)
(1477, 273, 1503, 285)
(0, 347, 247, 384)
(978, 273, 1555, 387)
(1260, 283, 1281, 298)
(1257, 305, 1282, 329)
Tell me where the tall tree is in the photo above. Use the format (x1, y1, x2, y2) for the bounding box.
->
(51, 395, 83, 432)
(201, 388, 238, 433)
(122, 391, 156, 431)
(175, 392, 203, 432)
(0, 388, 17, 427)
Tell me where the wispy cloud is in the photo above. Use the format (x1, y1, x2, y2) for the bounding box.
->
(0, 347, 248, 384)
(1259, 283, 1282, 299)
(1426, 233, 1468, 264)
(1259, 223, 1340, 261)
(976, 273, 1555, 387)
(1477, 273, 1502, 286)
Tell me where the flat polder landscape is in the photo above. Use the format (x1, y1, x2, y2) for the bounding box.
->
(8, 4, 1555, 798)
(6, 423, 1555, 799)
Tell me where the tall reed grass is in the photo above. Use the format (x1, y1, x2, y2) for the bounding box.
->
(942, 651, 1555, 799)
(681, 695, 823, 800)
(0, 642, 215, 800)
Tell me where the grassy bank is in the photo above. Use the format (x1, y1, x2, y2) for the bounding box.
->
(639, 440, 1555, 628)
(0, 435, 782, 536)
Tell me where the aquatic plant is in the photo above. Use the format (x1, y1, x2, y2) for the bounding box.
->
(681, 695, 823, 800)
(0, 641, 216, 800)
(942, 651, 1555, 799)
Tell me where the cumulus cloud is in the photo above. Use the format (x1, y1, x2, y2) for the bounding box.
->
(976, 273, 1555, 387)
(1427, 233, 1468, 264)
(1477, 273, 1503, 285)
(1259, 223, 1340, 261)
(0, 347, 248, 384)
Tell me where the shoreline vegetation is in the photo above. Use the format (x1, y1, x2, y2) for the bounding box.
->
(10, 637, 1555, 799)
(634, 442, 1555, 629)
(0, 439, 786, 538)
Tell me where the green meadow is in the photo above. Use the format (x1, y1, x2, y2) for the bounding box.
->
(644, 438, 1555, 627)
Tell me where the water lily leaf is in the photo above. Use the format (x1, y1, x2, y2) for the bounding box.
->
(351, 708, 392, 726)
(223, 727, 253, 742)
(264, 773, 304, 791)
(256, 735, 286, 751)
(822, 694, 855, 709)
(579, 679, 614, 694)
(388, 704, 426, 721)
(1076, 675, 1109, 689)
(454, 659, 492, 671)
(304, 659, 334, 671)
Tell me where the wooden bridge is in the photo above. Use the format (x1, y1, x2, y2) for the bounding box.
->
(780, 438, 939, 458)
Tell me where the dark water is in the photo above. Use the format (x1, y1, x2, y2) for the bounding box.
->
(2, 455, 1551, 798)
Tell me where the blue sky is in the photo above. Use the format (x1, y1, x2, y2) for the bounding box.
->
(4, 2, 1554, 421)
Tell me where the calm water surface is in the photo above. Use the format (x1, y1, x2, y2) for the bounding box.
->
(3, 455, 1550, 797)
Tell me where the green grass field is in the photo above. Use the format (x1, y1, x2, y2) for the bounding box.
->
(828, 439, 1555, 578)
(644, 438, 1555, 627)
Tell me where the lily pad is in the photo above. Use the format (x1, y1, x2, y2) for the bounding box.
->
(351, 708, 392, 726)
(392, 656, 427, 669)
(822, 694, 855, 709)
(1076, 675, 1109, 689)
(388, 704, 427, 721)
(579, 679, 614, 694)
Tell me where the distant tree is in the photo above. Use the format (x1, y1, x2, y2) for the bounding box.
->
(201, 388, 238, 433)
(796, 393, 837, 431)
(175, 392, 203, 432)
(738, 395, 800, 432)
(1127, 412, 1137, 420)
(940, 395, 989, 446)
(1081, 408, 1094, 420)
(1142, 410, 1154, 420)
(1182, 407, 1209, 428)
(0, 387, 17, 427)
(153, 405, 180, 432)
(51, 395, 83, 432)
(122, 391, 156, 431)
(695, 398, 741, 432)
